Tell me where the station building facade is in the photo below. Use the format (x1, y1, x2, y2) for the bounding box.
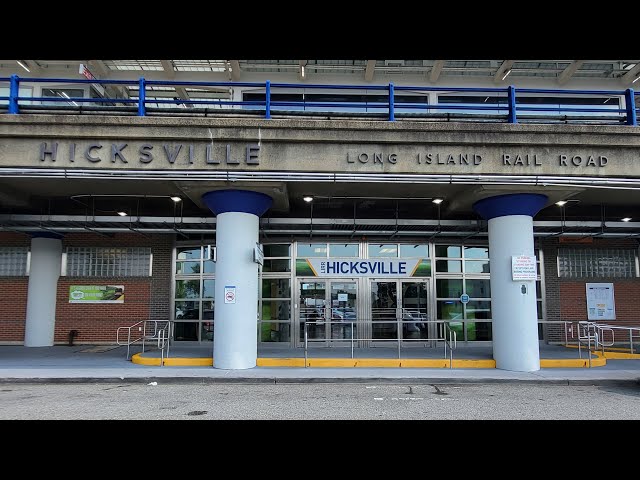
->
(0, 59, 639, 371)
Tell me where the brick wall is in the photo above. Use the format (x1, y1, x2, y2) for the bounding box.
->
(541, 237, 640, 343)
(0, 232, 175, 344)
(0, 233, 30, 342)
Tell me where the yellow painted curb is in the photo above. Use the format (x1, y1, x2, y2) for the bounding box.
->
(451, 359, 496, 368)
(257, 358, 306, 367)
(164, 357, 212, 366)
(131, 354, 608, 368)
(131, 353, 162, 366)
(600, 351, 640, 359)
(540, 357, 606, 368)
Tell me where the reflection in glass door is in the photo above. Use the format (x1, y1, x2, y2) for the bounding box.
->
(298, 280, 357, 346)
(371, 280, 430, 344)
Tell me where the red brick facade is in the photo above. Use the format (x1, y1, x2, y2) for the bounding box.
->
(0, 232, 173, 345)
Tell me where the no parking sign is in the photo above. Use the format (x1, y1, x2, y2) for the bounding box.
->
(224, 286, 236, 304)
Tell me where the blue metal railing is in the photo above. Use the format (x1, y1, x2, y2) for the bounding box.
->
(0, 74, 637, 126)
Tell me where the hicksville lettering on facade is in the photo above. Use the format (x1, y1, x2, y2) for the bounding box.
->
(38, 142, 260, 165)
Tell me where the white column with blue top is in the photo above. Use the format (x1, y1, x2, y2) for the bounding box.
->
(473, 193, 548, 372)
(202, 189, 273, 369)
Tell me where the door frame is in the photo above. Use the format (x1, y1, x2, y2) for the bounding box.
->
(295, 277, 359, 348)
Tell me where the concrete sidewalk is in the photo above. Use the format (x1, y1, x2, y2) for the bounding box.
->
(1, 344, 640, 385)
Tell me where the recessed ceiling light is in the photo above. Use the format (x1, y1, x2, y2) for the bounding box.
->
(170, 196, 182, 202)
(303, 196, 313, 203)
(555, 200, 568, 206)
(432, 198, 443, 204)
(117, 211, 128, 216)
(622, 217, 632, 222)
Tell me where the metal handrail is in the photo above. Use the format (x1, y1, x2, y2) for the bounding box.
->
(590, 323, 640, 354)
(1, 75, 636, 126)
(116, 320, 146, 360)
(116, 319, 172, 360)
(303, 319, 454, 365)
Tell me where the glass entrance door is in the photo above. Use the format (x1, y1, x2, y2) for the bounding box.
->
(371, 280, 430, 345)
(298, 279, 357, 346)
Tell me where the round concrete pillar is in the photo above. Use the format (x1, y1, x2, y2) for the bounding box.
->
(24, 234, 63, 347)
(201, 189, 272, 369)
(473, 193, 548, 372)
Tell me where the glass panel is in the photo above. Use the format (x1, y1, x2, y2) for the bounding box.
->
(262, 300, 292, 321)
(538, 322, 544, 340)
(175, 301, 199, 320)
(436, 279, 463, 298)
(173, 321, 198, 341)
(466, 322, 492, 341)
(402, 282, 428, 340)
(264, 244, 291, 257)
(465, 279, 491, 298)
(466, 301, 491, 319)
(399, 244, 429, 258)
(262, 259, 291, 272)
(537, 301, 543, 319)
(464, 246, 489, 259)
(437, 300, 463, 320)
(261, 278, 291, 298)
(175, 279, 200, 298)
(536, 281, 542, 299)
(436, 260, 462, 273)
(203, 260, 216, 273)
(297, 243, 327, 257)
(260, 321, 291, 342)
(465, 260, 490, 273)
(372, 281, 397, 340)
(202, 301, 214, 320)
(299, 281, 326, 341)
(368, 244, 398, 258)
(176, 261, 201, 275)
(177, 247, 201, 260)
(331, 282, 357, 339)
(201, 321, 214, 341)
(329, 244, 359, 257)
(435, 245, 461, 258)
(203, 279, 215, 298)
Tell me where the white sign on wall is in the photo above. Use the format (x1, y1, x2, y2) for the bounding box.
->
(586, 283, 615, 320)
(511, 255, 537, 281)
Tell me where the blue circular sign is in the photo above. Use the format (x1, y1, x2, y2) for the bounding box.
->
(460, 294, 470, 304)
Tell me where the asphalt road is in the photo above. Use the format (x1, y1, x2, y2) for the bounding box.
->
(2, 382, 640, 420)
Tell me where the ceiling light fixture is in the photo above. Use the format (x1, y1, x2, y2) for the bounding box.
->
(301, 65, 306, 79)
(632, 73, 640, 84)
(16, 60, 30, 72)
(501, 68, 512, 81)
(170, 196, 182, 202)
(432, 198, 443, 204)
(622, 217, 632, 222)
(303, 196, 313, 203)
(116, 211, 128, 216)
(555, 200, 568, 206)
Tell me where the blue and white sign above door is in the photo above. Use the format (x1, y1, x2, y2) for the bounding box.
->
(296, 258, 431, 277)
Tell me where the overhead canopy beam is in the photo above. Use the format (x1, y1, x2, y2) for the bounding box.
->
(621, 63, 640, 86)
(494, 60, 515, 83)
(429, 60, 445, 83)
(87, 60, 128, 100)
(229, 60, 240, 81)
(160, 60, 190, 100)
(160, 60, 175, 79)
(364, 60, 376, 82)
(557, 60, 583, 85)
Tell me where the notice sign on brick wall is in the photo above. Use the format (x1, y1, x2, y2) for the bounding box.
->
(511, 255, 537, 281)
